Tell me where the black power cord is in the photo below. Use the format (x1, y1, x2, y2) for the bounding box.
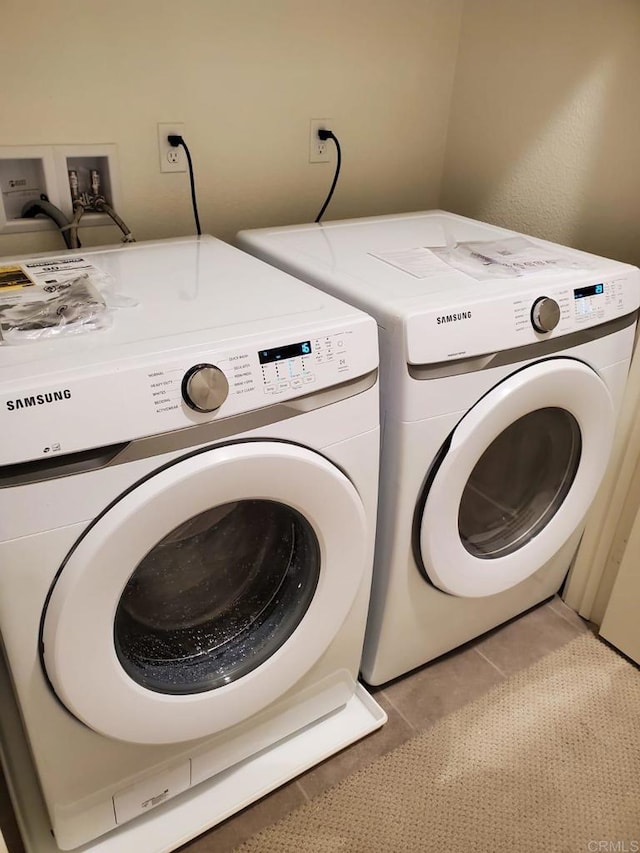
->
(314, 130, 342, 223)
(168, 134, 202, 236)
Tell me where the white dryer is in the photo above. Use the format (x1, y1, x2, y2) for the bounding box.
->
(237, 211, 640, 684)
(0, 236, 385, 851)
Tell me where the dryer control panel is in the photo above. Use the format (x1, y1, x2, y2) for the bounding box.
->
(406, 269, 640, 365)
(513, 277, 629, 337)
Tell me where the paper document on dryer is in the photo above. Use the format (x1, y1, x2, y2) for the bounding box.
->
(370, 248, 451, 279)
(372, 236, 595, 282)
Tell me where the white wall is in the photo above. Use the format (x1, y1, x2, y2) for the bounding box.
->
(442, 0, 640, 264)
(0, 0, 463, 255)
(3, 2, 638, 262)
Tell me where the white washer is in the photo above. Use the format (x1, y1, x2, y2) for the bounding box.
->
(0, 236, 385, 852)
(237, 211, 640, 684)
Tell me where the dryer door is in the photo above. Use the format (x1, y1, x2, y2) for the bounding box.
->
(417, 358, 615, 598)
(42, 441, 368, 744)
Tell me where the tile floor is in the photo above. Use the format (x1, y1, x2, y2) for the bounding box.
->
(0, 596, 591, 853)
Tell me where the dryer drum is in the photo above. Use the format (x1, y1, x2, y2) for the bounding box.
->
(458, 407, 582, 559)
(114, 499, 320, 694)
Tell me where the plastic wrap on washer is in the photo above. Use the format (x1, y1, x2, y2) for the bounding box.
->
(0, 274, 110, 342)
(0, 258, 138, 344)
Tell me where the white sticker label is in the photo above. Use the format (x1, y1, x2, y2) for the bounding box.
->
(21, 257, 102, 287)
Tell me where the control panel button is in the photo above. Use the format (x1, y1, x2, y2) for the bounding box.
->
(531, 296, 561, 333)
(182, 364, 229, 412)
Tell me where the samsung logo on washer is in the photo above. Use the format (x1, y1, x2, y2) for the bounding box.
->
(6, 390, 72, 411)
(436, 310, 472, 325)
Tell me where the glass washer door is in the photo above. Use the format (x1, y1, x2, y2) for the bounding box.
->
(42, 441, 368, 745)
(114, 498, 321, 695)
(417, 358, 615, 598)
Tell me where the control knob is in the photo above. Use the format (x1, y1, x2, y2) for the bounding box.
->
(531, 296, 560, 333)
(182, 364, 229, 413)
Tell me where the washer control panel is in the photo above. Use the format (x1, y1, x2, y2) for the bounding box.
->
(146, 330, 357, 417)
(0, 319, 377, 466)
(258, 333, 349, 396)
(258, 338, 314, 395)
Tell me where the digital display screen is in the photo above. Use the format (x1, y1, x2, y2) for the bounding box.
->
(259, 340, 312, 364)
(574, 283, 604, 299)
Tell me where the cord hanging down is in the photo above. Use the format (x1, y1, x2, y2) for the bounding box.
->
(168, 135, 202, 236)
(315, 130, 342, 224)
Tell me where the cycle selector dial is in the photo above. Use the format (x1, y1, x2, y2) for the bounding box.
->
(182, 364, 229, 412)
(531, 296, 560, 333)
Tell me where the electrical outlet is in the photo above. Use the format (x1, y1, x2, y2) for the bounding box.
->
(309, 118, 333, 163)
(157, 123, 187, 173)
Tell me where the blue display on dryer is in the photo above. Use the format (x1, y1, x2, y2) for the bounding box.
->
(574, 283, 604, 299)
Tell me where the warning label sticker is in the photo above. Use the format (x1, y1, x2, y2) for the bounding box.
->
(0, 265, 34, 291)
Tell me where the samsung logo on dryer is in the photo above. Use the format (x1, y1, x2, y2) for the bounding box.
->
(436, 310, 472, 325)
(6, 389, 72, 411)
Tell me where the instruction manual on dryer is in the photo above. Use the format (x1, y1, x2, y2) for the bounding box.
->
(372, 236, 594, 281)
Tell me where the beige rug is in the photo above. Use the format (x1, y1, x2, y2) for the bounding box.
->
(234, 634, 640, 852)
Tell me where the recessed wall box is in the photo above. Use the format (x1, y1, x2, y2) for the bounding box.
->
(53, 144, 121, 228)
(0, 146, 61, 235)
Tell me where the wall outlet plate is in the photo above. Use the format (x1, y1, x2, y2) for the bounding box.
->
(309, 118, 334, 163)
(158, 123, 187, 173)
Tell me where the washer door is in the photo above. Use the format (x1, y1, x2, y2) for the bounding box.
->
(42, 441, 368, 744)
(417, 358, 615, 598)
